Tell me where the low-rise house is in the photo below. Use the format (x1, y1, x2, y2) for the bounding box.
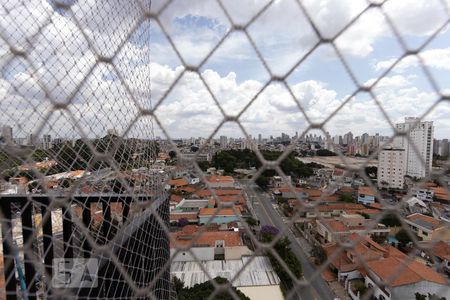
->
(175, 199, 212, 212)
(316, 213, 389, 243)
(411, 186, 434, 202)
(198, 207, 241, 225)
(170, 225, 250, 261)
(405, 213, 450, 242)
(431, 186, 450, 204)
(431, 202, 450, 223)
(166, 178, 189, 189)
(276, 187, 308, 200)
(418, 241, 450, 273)
(184, 174, 200, 185)
(323, 235, 449, 300)
(357, 186, 377, 205)
(405, 197, 428, 214)
(298, 203, 366, 219)
(364, 256, 449, 300)
(270, 176, 292, 188)
(205, 175, 235, 188)
(323, 234, 403, 284)
(194, 188, 243, 198)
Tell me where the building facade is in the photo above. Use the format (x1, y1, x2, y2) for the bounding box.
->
(377, 148, 406, 189)
(394, 117, 434, 178)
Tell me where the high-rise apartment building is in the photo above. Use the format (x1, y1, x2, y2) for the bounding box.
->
(343, 131, 353, 145)
(219, 135, 227, 149)
(42, 134, 52, 150)
(1, 125, 13, 143)
(394, 117, 434, 178)
(377, 148, 406, 189)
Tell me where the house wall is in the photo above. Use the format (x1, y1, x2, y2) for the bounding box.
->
(364, 275, 391, 300)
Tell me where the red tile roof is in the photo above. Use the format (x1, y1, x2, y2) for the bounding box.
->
(171, 226, 242, 248)
(431, 186, 450, 201)
(176, 186, 196, 193)
(168, 178, 189, 187)
(358, 186, 377, 197)
(206, 175, 235, 183)
(199, 207, 240, 217)
(170, 194, 183, 203)
(406, 213, 442, 229)
(194, 188, 242, 198)
(170, 212, 198, 222)
(366, 257, 447, 287)
(323, 220, 348, 232)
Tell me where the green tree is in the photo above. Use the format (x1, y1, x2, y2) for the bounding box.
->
(395, 229, 412, 250)
(381, 213, 401, 227)
(310, 245, 326, 264)
(261, 228, 302, 290)
(245, 217, 257, 227)
(169, 150, 177, 160)
(316, 149, 336, 156)
(255, 175, 269, 189)
(339, 193, 354, 203)
(353, 280, 368, 296)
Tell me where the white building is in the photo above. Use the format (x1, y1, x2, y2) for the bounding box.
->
(394, 117, 433, 178)
(377, 148, 406, 189)
(219, 135, 227, 149)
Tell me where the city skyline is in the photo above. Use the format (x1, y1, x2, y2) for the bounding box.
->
(1, 1, 450, 140)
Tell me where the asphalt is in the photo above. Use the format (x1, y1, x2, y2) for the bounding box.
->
(242, 181, 336, 300)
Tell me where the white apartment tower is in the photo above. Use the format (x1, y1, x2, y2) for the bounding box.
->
(219, 135, 227, 149)
(377, 148, 406, 189)
(394, 117, 434, 178)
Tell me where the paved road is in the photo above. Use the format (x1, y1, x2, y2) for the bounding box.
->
(242, 181, 335, 300)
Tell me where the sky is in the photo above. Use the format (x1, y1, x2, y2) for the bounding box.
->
(0, 0, 450, 141)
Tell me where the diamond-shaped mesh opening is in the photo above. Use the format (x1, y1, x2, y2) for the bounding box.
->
(1, 1, 450, 300)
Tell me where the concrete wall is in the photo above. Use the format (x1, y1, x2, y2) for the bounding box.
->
(171, 247, 214, 262)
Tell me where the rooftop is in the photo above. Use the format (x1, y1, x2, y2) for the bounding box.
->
(358, 186, 377, 197)
(206, 175, 235, 183)
(366, 256, 447, 287)
(171, 226, 242, 248)
(199, 207, 240, 217)
(171, 256, 280, 288)
(406, 213, 443, 230)
(167, 178, 189, 187)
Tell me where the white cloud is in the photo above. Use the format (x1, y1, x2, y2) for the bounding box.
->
(374, 48, 450, 71)
(1, 0, 450, 142)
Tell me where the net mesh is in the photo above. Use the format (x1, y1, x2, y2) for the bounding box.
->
(0, 0, 449, 299)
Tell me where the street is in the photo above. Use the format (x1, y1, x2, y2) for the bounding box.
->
(242, 181, 335, 300)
